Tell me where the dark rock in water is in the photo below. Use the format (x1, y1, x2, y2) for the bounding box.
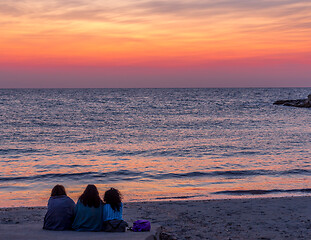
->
(273, 94, 311, 108)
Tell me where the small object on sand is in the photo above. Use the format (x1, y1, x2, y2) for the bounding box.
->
(273, 94, 311, 108)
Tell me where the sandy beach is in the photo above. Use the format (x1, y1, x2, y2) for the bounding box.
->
(1, 196, 311, 239)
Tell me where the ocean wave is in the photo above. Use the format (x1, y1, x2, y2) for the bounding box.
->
(213, 188, 311, 195)
(0, 148, 46, 155)
(155, 195, 206, 200)
(0, 170, 145, 182)
(1, 168, 310, 182)
(0, 172, 97, 182)
(94, 147, 266, 158)
(0, 145, 298, 159)
(150, 169, 311, 179)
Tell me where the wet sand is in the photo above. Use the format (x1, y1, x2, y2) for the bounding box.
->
(1, 196, 311, 239)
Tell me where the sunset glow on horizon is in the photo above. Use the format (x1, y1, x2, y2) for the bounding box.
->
(1, 0, 311, 87)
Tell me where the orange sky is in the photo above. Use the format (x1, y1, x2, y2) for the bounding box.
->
(1, 0, 311, 87)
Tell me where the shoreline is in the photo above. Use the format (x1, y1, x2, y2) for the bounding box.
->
(1, 196, 311, 239)
(1, 193, 311, 208)
(2, 191, 311, 208)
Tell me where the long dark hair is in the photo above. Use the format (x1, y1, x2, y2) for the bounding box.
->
(79, 184, 102, 208)
(104, 188, 122, 211)
(51, 185, 67, 197)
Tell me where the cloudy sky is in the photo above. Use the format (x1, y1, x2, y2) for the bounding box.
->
(1, 0, 311, 87)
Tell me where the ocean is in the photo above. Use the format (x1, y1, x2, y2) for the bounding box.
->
(0, 88, 310, 207)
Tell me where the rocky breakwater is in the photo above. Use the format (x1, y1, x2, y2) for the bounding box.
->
(274, 94, 311, 108)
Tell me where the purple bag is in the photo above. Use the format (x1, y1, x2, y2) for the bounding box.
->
(132, 220, 151, 232)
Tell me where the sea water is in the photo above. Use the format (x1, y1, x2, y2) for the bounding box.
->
(0, 88, 310, 207)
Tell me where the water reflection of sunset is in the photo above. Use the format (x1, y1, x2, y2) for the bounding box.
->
(1, 146, 310, 207)
(1, 88, 310, 207)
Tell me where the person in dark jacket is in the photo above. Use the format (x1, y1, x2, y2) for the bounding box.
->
(43, 185, 75, 230)
(72, 184, 103, 231)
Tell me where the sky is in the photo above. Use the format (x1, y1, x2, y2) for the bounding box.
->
(0, 0, 311, 88)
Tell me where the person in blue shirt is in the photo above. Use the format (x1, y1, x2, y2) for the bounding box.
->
(43, 185, 75, 230)
(72, 184, 103, 231)
(102, 188, 123, 222)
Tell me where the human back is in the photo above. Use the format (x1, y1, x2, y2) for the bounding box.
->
(72, 184, 103, 231)
(43, 184, 75, 230)
(103, 188, 123, 221)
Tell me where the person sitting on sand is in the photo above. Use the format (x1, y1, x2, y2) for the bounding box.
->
(102, 187, 126, 231)
(43, 184, 75, 230)
(72, 184, 103, 231)
(102, 188, 123, 222)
